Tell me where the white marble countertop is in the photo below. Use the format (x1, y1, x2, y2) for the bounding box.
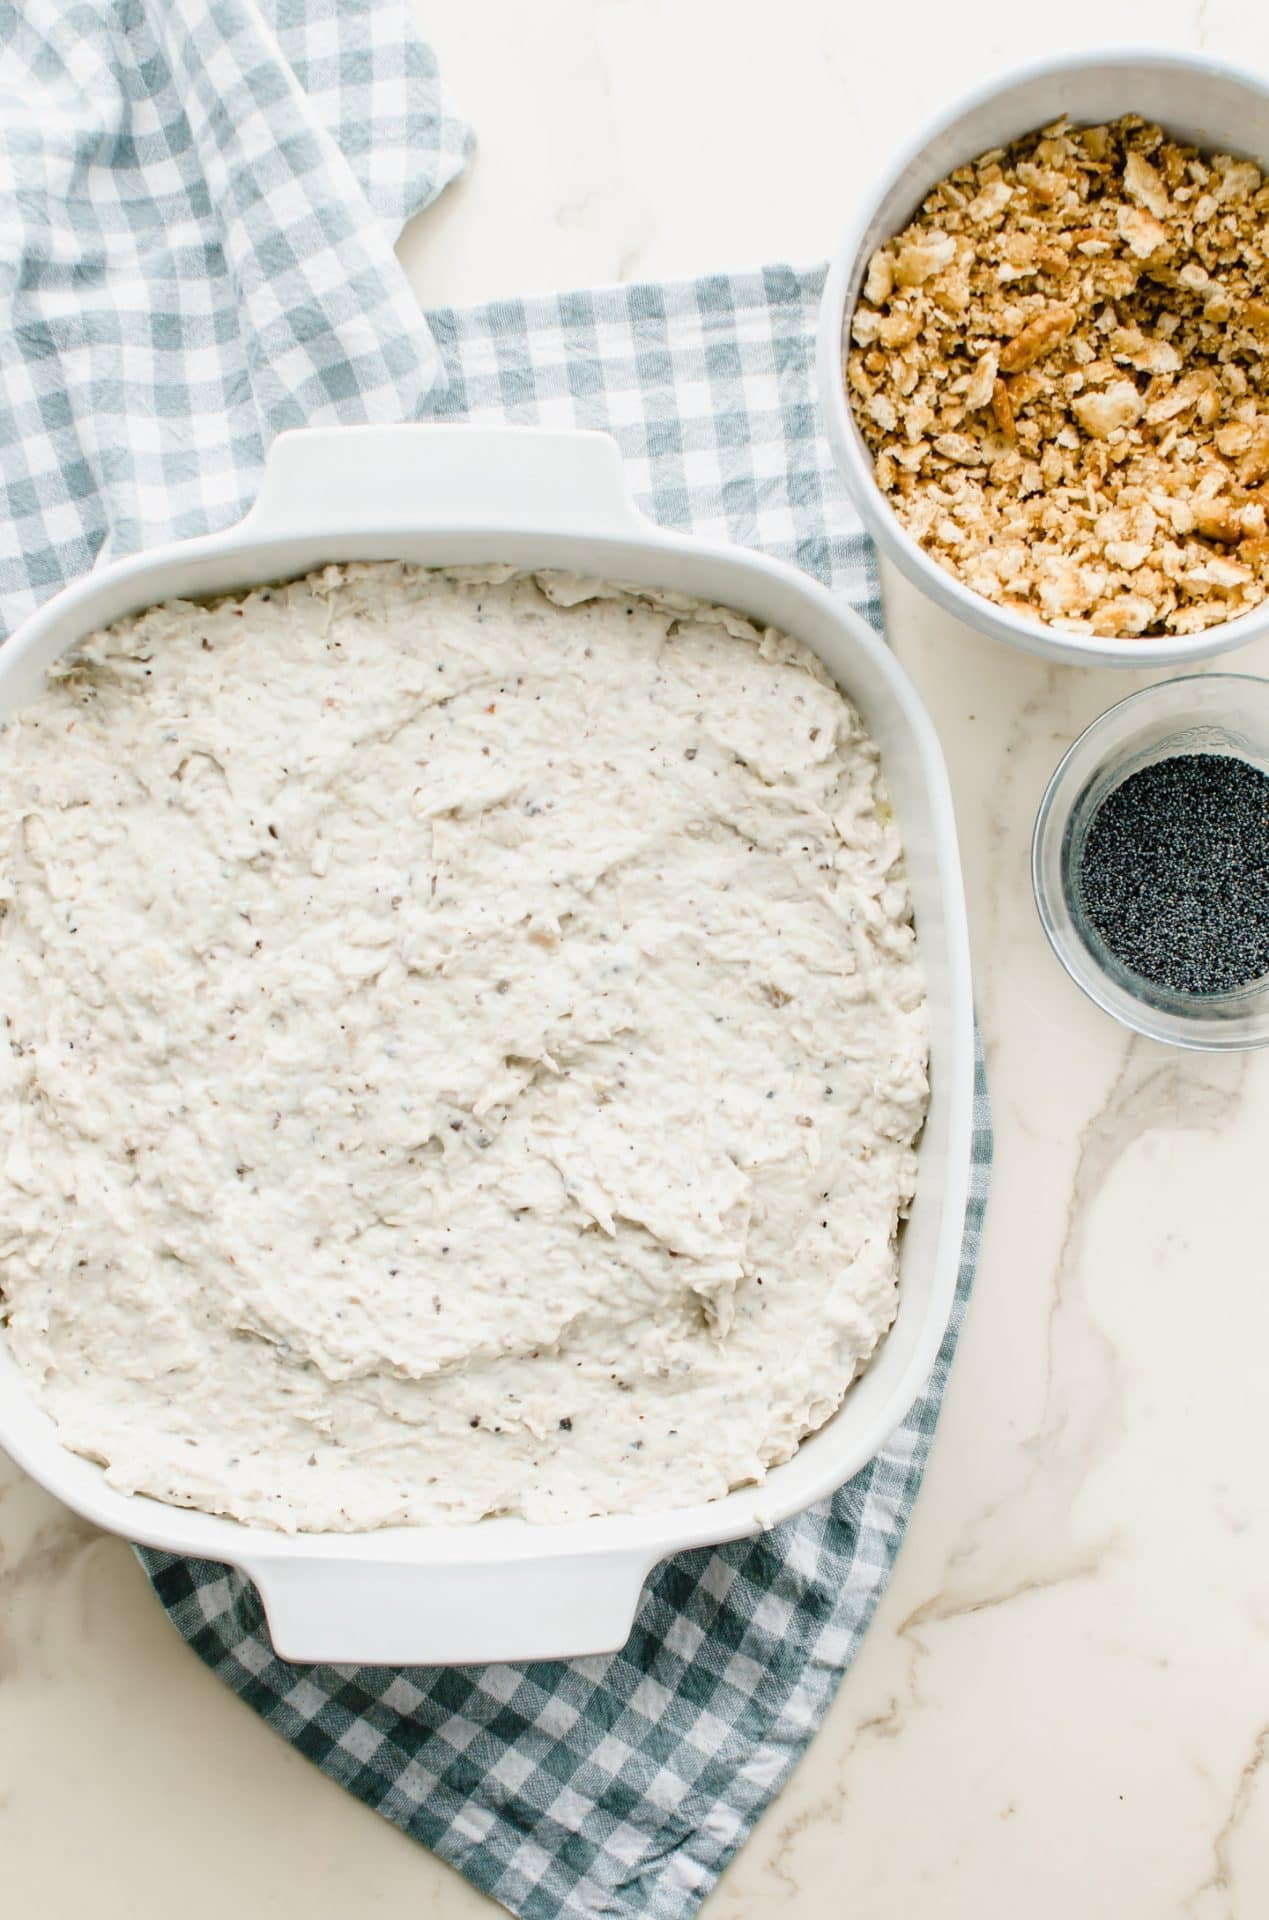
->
(5, 2, 1269, 1913)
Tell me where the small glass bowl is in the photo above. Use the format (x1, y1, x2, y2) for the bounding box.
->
(1032, 674, 1269, 1051)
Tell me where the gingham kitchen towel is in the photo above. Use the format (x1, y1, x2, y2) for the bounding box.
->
(0, 0, 471, 620)
(0, 8, 993, 1920)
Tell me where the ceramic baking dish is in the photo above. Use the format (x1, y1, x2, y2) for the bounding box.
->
(0, 424, 974, 1665)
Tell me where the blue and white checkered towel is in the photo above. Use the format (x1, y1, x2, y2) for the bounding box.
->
(0, 7, 992, 1918)
(0, 0, 471, 614)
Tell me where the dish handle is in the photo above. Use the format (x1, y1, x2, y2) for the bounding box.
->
(242, 424, 649, 540)
(242, 1544, 661, 1667)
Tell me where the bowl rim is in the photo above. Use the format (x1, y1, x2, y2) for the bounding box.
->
(815, 45, 1269, 669)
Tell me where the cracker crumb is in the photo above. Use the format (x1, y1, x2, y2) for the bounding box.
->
(846, 115, 1269, 636)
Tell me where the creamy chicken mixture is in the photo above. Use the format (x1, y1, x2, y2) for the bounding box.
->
(0, 564, 927, 1531)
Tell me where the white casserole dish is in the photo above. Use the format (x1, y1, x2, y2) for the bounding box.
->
(816, 48, 1269, 669)
(0, 424, 974, 1666)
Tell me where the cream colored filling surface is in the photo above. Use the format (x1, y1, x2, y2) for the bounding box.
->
(0, 564, 927, 1531)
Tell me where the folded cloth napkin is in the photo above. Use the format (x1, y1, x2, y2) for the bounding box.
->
(0, 7, 993, 1919)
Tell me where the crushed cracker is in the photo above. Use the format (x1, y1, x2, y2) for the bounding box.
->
(846, 115, 1269, 637)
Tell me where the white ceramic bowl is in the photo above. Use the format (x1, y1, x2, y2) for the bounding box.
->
(0, 424, 974, 1666)
(816, 48, 1269, 669)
